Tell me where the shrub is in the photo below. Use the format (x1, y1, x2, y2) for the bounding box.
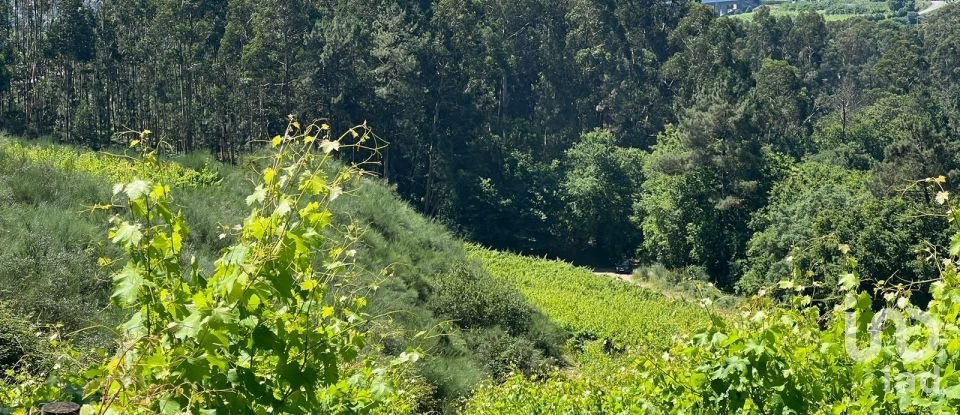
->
(465, 328, 553, 382)
(0, 154, 118, 336)
(0, 305, 41, 373)
(740, 162, 941, 300)
(633, 264, 737, 307)
(0, 135, 220, 188)
(429, 262, 534, 335)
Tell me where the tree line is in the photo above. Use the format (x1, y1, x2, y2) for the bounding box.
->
(2, 0, 960, 293)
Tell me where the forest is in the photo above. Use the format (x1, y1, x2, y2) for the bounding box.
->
(2, 0, 960, 413)
(4, 0, 960, 284)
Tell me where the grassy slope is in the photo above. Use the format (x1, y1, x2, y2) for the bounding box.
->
(0, 136, 563, 411)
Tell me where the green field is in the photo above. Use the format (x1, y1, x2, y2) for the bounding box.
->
(735, 9, 867, 21)
(733, 0, 893, 21)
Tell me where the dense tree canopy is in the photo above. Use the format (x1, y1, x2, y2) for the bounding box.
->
(2, 1, 960, 293)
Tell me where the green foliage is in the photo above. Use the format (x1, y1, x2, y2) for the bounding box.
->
(741, 162, 872, 293)
(740, 162, 942, 298)
(446, 149, 566, 258)
(0, 125, 418, 414)
(814, 94, 915, 167)
(464, 342, 675, 414)
(71, 122, 408, 414)
(638, 125, 712, 270)
(428, 262, 534, 336)
(812, 90, 960, 197)
(0, 305, 50, 374)
(0, 0, 10, 97)
(560, 130, 644, 262)
(0, 136, 220, 188)
(78, 124, 415, 414)
(421, 259, 563, 394)
(6, 0, 960, 409)
(889, 0, 918, 15)
(0, 134, 568, 412)
(467, 245, 711, 350)
(776, 0, 892, 16)
(319, 146, 566, 406)
(48, 0, 96, 63)
(0, 147, 118, 337)
(466, 199, 960, 412)
(633, 264, 738, 308)
(0, 134, 218, 340)
(463, 328, 554, 383)
(746, 59, 812, 156)
(637, 122, 787, 287)
(4, 0, 960, 274)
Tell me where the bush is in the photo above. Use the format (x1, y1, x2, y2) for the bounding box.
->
(0, 156, 118, 336)
(429, 262, 534, 335)
(0, 136, 220, 188)
(465, 328, 553, 382)
(739, 162, 941, 300)
(0, 305, 49, 374)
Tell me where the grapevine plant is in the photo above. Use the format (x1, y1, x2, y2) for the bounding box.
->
(466, 178, 960, 414)
(2, 123, 416, 414)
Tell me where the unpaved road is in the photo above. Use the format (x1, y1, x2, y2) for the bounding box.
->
(592, 270, 685, 300)
(594, 270, 632, 283)
(920, 1, 948, 15)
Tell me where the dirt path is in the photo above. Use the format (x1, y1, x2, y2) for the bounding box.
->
(920, 1, 948, 15)
(594, 270, 632, 283)
(592, 270, 686, 301)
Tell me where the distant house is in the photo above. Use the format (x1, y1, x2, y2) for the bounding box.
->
(702, 0, 760, 15)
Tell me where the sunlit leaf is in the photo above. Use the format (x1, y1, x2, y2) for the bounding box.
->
(320, 139, 340, 154)
(112, 265, 144, 306)
(937, 191, 950, 205)
(110, 222, 143, 247)
(246, 185, 267, 206)
(839, 272, 858, 291)
(300, 280, 318, 292)
(125, 180, 150, 200)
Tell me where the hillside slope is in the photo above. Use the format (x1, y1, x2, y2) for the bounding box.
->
(0, 136, 563, 411)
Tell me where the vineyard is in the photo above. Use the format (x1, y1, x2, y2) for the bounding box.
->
(6, 129, 960, 414)
(2, 0, 960, 411)
(465, 244, 960, 414)
(4, 135, 960, 413)
(466, 246, 713, 349)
